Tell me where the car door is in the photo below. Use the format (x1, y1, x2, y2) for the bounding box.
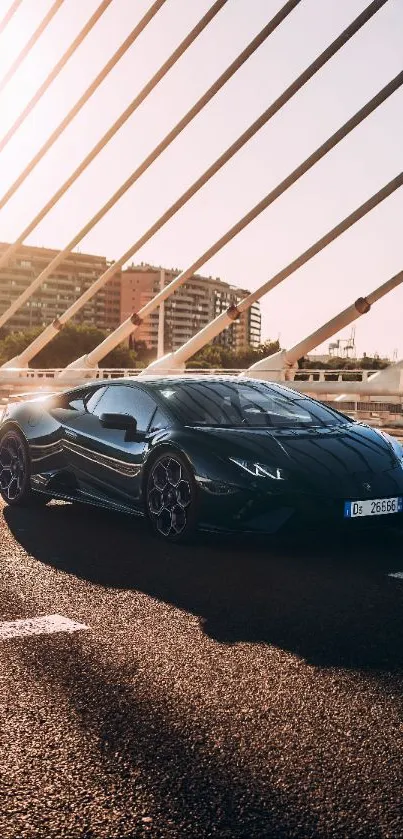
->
(47, 385, 103, 495)
(61, 383, 158, 509)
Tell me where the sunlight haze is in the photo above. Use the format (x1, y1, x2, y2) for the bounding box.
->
(0, 0, 401, 358)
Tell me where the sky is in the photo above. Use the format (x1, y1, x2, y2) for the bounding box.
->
(0, 0, 401, 359)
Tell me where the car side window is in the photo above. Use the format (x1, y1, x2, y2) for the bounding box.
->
(92, 385, 157, 432)
(149, 408, 170, 433)
(85, 386, 108, 414)
(52, 389, 88, 412)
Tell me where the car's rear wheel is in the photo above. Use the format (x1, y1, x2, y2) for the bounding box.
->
(145, 450, 197, 542)
(0, 429, 48, 507)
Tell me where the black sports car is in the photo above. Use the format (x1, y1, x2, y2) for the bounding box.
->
(0, 375, 403, 540)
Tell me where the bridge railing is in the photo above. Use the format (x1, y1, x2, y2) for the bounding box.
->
(0, 366, 379, 381)
(290, 369, 378, 382)
(0, 367, 245, 401)
(0, 367, 402, 428)
(322, 399, 403, 416)
(0, 366, 244, 383)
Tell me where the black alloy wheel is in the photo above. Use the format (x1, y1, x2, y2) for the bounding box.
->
(0, 429, 46, 506)
(146, 451, 197, 541)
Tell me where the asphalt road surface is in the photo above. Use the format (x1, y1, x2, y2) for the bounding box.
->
(1, 500, 403, 839)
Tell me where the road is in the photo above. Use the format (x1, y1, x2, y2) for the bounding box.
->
(0, 500, 402, 839)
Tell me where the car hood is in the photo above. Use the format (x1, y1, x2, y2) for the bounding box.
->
(191, 422, 400, 482)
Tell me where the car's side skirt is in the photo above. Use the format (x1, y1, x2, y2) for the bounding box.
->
(31, 486, 145, 518)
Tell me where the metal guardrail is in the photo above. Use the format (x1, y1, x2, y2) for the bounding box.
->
(291, 369, 378, 382)
(0, 368, 401, 429)
(323, 400, 403, 415)
(0, 367, 245, 380)
(0, 367, 142, 380)
(0, 367, 244, 402)
(0, 366, 379, 382)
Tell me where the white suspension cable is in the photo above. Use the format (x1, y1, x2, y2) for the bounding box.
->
(0, 0, 64, 97)
(145, 178, 402, 372)
(3, 0, 388, 368)
(0, 0, 297, 310)
(280, 269, 403, 369)
(0, 0, 168, 211)
(0, 0, 114, 155)
(0, 0, 23, 38)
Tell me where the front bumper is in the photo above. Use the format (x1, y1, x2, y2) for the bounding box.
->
(196, 470, 403, 535)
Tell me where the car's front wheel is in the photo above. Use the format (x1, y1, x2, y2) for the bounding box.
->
(145, 450, 197, 541)
(0, 429, 48, 507)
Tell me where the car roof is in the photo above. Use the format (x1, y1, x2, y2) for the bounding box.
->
(64, 375, 300, 400)
(78, 374, 282, 387)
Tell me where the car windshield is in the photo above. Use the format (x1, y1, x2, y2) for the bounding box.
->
(156, 381, 348, 428)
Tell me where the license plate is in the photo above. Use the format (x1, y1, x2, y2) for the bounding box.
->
(344, 497, 403, 518)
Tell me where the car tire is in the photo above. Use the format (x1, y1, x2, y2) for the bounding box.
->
(0, 429, 49, 507)
(145, 450, 198, 542)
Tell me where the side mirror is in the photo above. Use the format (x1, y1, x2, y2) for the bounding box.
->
(99, 412, 137, 432)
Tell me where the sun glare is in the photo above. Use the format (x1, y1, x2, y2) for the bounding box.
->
(0, 5, 48, 132)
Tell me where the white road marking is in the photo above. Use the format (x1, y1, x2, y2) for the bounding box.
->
(388, 572, 403, 580)
(0, 614, 88, 641)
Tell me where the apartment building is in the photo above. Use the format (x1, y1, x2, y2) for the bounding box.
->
(120, 264, 261, 353)
(0, 246, 261, 355)
(0, 243, 121, 333)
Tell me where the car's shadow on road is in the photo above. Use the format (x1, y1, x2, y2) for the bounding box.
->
(4, 501, 403, 669)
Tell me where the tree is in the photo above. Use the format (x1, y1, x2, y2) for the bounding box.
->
(0, 323, 140, 368)
(0, 324, 282, 370)
(298, 355, 388, 371)
(186, 339, 280, 369)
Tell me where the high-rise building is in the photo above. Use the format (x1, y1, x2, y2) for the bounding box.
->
(0, 243, 121, 333)
(119, 264, 261, 353)
(0, 245, 262, 355)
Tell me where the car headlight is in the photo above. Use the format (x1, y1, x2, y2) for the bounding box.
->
(229, 458, 287, 480)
